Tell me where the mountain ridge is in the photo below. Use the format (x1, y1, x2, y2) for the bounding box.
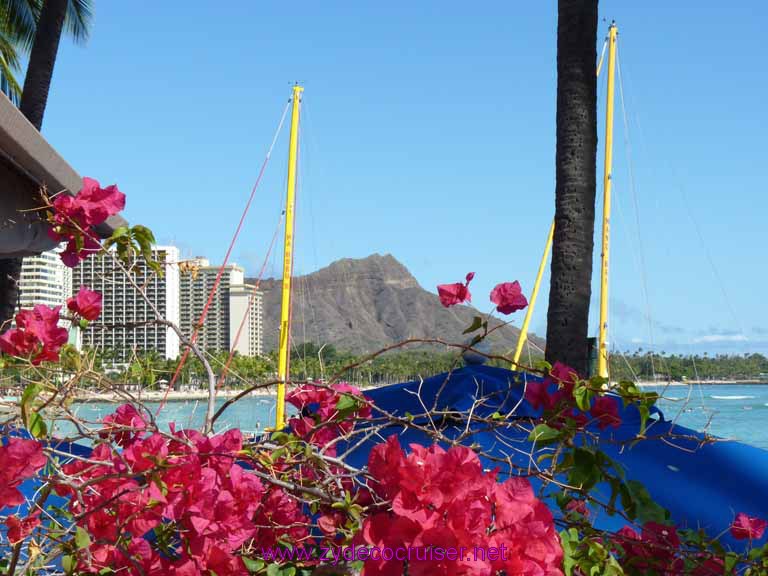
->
(249, 253, 545, 355)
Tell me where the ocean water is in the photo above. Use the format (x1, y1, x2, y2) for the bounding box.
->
(648, 383, 768, 450)
(62, 384, 768, 450)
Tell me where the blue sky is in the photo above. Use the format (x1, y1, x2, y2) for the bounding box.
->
(39, 1, 767, 355)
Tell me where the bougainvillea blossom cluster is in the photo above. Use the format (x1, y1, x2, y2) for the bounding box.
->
(47, 177, 125, 267)
(524, 361, 622, 430)
(55, 420, 266, 574)
(286, 382, 371, 456)
(362, 435, 563, 576)
(0, 305, 68, 364)
(66, 286, 103, 322)
(437, 272, 475, 308)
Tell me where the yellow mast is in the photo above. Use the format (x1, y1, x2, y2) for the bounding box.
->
(275, 84, 303, 428)
(513, 29, 613, 371)
(597, 23, 618, 379)
(512, 221, 554, 368)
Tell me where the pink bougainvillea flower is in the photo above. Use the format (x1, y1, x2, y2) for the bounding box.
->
(591, 396, 622, 430)
(99, 404, 147, 448)
(362, 435, 563, 576)
(67, 286, 103, 321)
(565, 499, 590, 517)
(489, 281, 528, 315)
(5, 511, 41, 543)
(286, 382, 370, 456)
(48, 177, 125, 267)
(0, 438, 47, 509)
(0, 305, 68, 365)
(51, 177, 125, 230)
(731, 512, 768, 540)
(60, 234, 102, 268)
(550, 361, 579, 386)
(436, 272, 474, 307)
(524, 381, 553, 411)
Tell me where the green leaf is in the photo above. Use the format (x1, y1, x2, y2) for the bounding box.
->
(724, 552, 740, 572)
(622, 480, 667, 523)
(242, 557, 265, 573)
(266, 564, 281, 576)
(28, 411, 47, 438)
(463, 315, 484, 335)
(75, 526, 91, 549)
(336, 393, 359, 415)
(573, 384, 593, 412)
(528, 423, 562, 444)
(21, 383, 46, 437)
(568, 448, 601, 491)
(62, 555, 74, 574)
(533, 359, 552, 373)
(21, 382, 42, 414)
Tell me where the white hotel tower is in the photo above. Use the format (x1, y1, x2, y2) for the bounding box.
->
(18, 245, 72, 312)
(72, 246, 180, 360)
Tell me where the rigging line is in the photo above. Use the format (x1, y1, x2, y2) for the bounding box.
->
(596, 37, 609, 78)
(299, 105, 320, 344)
(622, 46, 747, 360)
(294, 127, 309, 372)
(616, 43, 660, 381)
(296, 108, 318, 352)
(678, 181, 747, 340)
(157, 98, 292, 416)
(215, 210, 286, 392)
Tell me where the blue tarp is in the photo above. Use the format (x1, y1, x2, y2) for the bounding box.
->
(343, 365, 768, 552)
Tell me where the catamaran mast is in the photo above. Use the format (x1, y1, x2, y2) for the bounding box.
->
(275, 84, 303, 428)
(513, 22, 617, 377)
(597, 22, 617, 379)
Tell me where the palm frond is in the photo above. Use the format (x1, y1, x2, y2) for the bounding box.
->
(0, 48, 22, 103)
(0, 31, 21, 69)
(0, 0, 40, 51)
(64, 0, 92, 44)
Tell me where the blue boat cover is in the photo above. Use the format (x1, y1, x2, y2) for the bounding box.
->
(343, 365, 768, 552)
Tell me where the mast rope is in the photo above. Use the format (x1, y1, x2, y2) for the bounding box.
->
(215, 209, 286, 392)
(615, 43, 659, 381)
(156, 99, 292, 416)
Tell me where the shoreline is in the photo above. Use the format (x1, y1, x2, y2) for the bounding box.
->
(634, 380, 768, 387)
(3, 380, 767, 405)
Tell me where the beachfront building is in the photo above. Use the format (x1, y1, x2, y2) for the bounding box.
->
(228, 282, 263, 357)
(73, 246, 181, 360)
(18, 245, 73, 311)
(179, 258, 263, 356)
(15, 244, 80, 347)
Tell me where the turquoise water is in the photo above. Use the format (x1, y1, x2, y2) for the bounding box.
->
(62, 384, 768, 450)
(649, 384, 768, 450)
(60, 396, 280, 438)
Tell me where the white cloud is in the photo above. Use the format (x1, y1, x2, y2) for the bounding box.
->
(693, 334, 749, 343)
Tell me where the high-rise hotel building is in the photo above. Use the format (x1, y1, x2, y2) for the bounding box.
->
(16, 245, 79, 346)
(72, 246, 181, 360)
(179, 258, 263, 357)
(18, 245, 72, 311)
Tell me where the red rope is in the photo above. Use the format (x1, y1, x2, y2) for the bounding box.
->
(215, 213, 284, 391)
(155, 101, 291, 415)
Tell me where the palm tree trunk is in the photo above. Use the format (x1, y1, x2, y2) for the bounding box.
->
(545, 0, 599, 375)
(20, 0, 68, 131)
(0, 0, 69, 330)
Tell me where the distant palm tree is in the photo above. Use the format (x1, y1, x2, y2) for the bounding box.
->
(545, 0, 599, 375)
(0, 0, 92, 331)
